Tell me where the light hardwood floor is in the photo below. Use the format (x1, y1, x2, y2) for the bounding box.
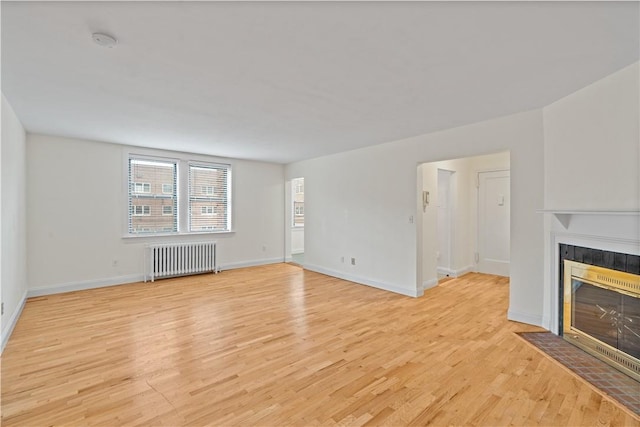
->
(2, 264, 638, 426)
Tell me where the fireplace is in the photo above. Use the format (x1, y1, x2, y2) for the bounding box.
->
(563, 259, 640, 381)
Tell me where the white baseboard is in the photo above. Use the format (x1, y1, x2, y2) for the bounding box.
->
(304, 263, 422, 297)
(437, 265, 474, 278)
(219, 257, 284, 271)
(1, 290, 28, 353)
(507, 309, 544, 328)
(291, 250, 304, 255)
(28, 274, 145, 298)
(26, 258, 287, 298)
(285, 256, 293, 262)
(422, 278, 438, 290)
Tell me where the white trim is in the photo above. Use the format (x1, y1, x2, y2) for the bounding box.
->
(436, 267, 453, 276)
(1, 290, 28, 353)
(291, 250, 304, 255)
(436, 265, 473, 278)
(27, 274, 145, 298)
(538, 209, 640, 214)
(219, 258, 285, 271)
(552, 231, 640, 250)
(422, 278, 438, 290)
(122, 230, 235, 239)
(507, 309, 543, 327)
(304, 263, 423, 297)
(285, 256, 293, 263)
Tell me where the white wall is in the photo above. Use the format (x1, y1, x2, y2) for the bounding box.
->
(543, 62, 639, 211)
(1, 94, 28, 351)
(285, 110, 544, 324)
(420, 151, 510, 286)
(542, 61, 640, 331)
(26, 134, 285, 295)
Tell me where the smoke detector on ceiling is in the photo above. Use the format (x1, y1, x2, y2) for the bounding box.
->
(92, 33, 118, 48)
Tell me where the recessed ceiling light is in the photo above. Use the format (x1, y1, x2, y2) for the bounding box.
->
(92, 33, 117, 48)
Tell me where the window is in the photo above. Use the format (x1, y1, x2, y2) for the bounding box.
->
(133, 182, 151, 193)
(292, 177, 304, 227)
(201, 206, 215, 215)
(132, 205, 150, 216)
(189, 163, 231, 232)
(128, 157, 177, 234)
(127, 154, 231, 236)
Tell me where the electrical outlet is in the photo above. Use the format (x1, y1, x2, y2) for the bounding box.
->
(261, 245, 267, 252)
(341, 256, 344, 263)
(1, 302, 4, 316)
(351, 258, 356, 266)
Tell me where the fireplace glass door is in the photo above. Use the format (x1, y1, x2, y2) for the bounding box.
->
(564, 260, 640, 381)
(572, 279, 640, 359)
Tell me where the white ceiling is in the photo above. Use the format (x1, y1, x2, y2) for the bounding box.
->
(2, 2, 638, 164)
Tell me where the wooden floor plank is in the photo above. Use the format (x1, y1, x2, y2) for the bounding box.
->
(2, 264, 638, 426)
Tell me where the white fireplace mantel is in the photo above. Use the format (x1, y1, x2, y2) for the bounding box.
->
(544, 210, 640, 334)
(537, 209, 640, 229)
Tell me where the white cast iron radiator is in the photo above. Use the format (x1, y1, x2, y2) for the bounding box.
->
(145, 242, 218, 282)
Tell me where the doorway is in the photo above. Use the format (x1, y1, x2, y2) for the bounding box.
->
(290, 177, 305, 265)
(477, 170, 510, 276)
(418, 151, 510, 291)
(437, 169, 455, 277)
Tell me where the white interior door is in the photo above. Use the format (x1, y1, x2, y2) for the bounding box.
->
(477, 170, 510, 276)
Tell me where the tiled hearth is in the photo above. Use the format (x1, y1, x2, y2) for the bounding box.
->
(519, 332, 640, 417)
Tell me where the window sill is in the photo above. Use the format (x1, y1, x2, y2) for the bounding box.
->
(122, 230, 236, 240)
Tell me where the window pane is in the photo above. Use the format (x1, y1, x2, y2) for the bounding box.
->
(292, 177, 304, 227)
(189, 163, 230, 232)
(128, 158, 177, 234)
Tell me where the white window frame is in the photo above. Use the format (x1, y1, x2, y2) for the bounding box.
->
(132, 205, 151, 216)
(162, 205, 173, 216)
(124, 149, 234, 238)
(201, 206, 215, 216)
(295, 205, 304, 216)
(133, 182, 151, 194)
(162, 184, 173, 194)
(189, 162, 232, 232)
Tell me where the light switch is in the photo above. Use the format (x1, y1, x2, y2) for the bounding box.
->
(497, 194, 505, 206)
